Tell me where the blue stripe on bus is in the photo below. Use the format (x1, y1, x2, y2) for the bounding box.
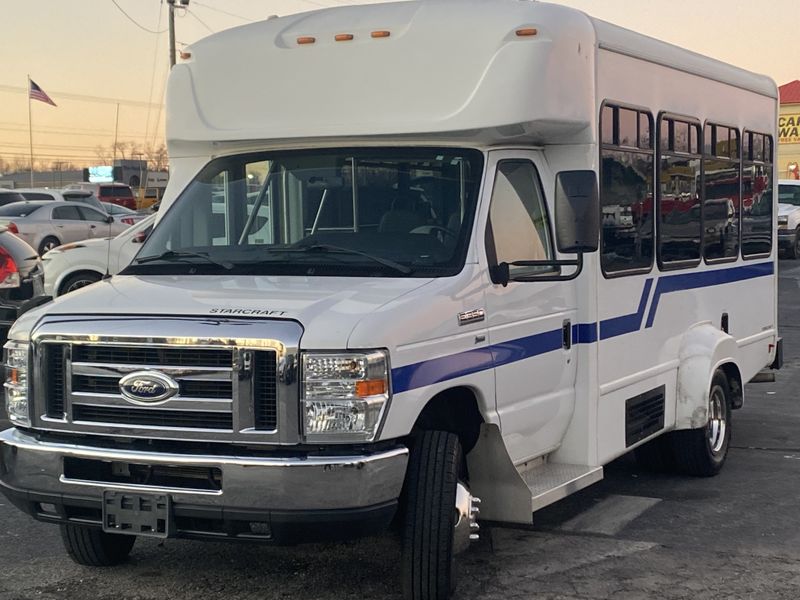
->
(644, 261, 774, 328)
(390, 261, 773, 393)
(598, 278, 653, 340)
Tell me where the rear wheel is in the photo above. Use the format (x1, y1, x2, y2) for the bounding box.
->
(60, 524, 136, 566)
(790, 228, 800, 259)
(402, 430, 475, 600)
(38, 236, 60, 255)
(59, 271, 102, 296)
(671, 369, 731, 477)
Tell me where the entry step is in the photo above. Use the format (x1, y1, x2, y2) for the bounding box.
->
(519, 462, 604, 513)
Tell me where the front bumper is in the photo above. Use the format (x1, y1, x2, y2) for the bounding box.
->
(0, 428, 408, 543)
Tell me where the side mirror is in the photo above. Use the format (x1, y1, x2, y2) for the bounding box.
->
(554, 170, 599, 254)
(106, 215, 115, 225)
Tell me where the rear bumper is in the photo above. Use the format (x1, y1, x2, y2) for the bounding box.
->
(0, 428, 408, 543)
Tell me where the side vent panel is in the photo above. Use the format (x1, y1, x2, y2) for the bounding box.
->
(625, 385, 665, 447)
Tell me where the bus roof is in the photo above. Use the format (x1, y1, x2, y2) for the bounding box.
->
(165, 0, 776, 149)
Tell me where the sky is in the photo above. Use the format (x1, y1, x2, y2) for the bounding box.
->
(2, 0, 797, 170)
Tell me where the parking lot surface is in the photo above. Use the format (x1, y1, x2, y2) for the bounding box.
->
(1, 261, 799, 599)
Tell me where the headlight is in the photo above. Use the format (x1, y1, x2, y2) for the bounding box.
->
(302, 350, 390, 442)
(4, 340, 30, 425)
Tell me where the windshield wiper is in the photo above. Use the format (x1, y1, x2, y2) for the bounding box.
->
(134, 250, 233, 270)
(276, 243, 412, 275)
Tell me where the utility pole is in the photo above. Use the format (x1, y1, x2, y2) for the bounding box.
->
(167, 0, 190, 68)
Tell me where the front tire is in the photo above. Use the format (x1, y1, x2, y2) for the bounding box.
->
(402, 430, 462, 600)
(60, 524, 136, 566)
(790, 228, 800, 259)
(59, 271, 102, 296)
(671, 369, 732, 477)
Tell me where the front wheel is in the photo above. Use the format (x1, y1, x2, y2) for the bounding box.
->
(60, 524, 136, 566)
(402, 430, 472, 600)
(671, 369, 732, 476)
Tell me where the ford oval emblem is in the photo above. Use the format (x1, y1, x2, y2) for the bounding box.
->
(119, 371, 179, 404)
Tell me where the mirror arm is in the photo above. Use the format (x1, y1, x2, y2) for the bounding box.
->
(492, 253, 585, 284)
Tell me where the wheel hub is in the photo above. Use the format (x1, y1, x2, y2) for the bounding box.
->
(707, 386, 727, 455)
(453, 482, 481, 555)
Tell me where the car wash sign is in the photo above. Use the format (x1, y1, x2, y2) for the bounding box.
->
(780, 114, 800, 144)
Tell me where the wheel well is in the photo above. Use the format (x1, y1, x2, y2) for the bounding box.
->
(58, 269, 103, 295)
(411, 387, 484, 454)
(718, 362, 743, 410)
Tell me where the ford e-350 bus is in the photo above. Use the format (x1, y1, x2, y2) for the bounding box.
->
(0, 1, 780, 598)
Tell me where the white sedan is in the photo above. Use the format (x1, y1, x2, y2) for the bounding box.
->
(42, 213, 156, 297)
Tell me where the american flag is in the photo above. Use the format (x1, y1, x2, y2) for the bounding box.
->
(29, 79, 56, 107)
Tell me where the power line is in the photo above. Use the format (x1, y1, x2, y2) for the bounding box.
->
(110, 0, 168, 34)
(191, 1, 251, 21)
(0, 85, 162, 109)
(184, 8, 215, 34)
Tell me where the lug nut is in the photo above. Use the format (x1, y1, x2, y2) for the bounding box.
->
(469, 533, 480, 541)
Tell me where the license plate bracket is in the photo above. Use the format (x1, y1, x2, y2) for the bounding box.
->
(102, 491, 172, 538)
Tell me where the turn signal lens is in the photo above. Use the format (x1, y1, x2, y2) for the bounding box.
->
(355, 379, 387, 397)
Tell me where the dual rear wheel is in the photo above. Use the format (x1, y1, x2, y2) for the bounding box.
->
(635, 369, 732, 476)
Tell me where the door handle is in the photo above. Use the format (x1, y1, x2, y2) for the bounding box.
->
(562, 320, 572, 350)
(90, 225, 97, 229)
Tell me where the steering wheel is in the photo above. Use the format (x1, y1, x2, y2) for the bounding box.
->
(410, 225, 457, 243)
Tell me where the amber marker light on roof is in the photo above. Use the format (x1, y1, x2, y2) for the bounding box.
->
(297, 36, 316, 45)
(335, 33, 354, 41)
(371, 30, 391, 38)
(515, 28, 538, 37)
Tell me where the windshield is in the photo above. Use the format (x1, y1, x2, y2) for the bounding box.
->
(126, 148, 483, 277)
(0, 203, 45, 217)
(779, 184, 800, 206)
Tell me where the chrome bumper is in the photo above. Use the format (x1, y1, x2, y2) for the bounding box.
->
(0, 428, 408, 541)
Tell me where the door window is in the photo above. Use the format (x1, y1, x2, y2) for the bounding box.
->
(52, 205, 82, 220)
(486, 160, 555, 278)
(77, 206, 108, 222)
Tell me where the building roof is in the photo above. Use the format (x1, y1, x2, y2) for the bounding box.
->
(780, 80, 800, 105)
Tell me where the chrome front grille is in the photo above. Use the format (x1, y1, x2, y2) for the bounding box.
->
(32, 317, 301, 444)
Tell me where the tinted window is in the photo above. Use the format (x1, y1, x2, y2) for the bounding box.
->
(657, 116, 702, 267)
(742, 131, 773, 257)
(0, 191, 26, 205)
(19, 192, 55, 201)
(487, 160, 554, 277)
(101, 186, 133, 198)
(78, 206, 108, 222)
(779, 184, 800, 206)
(52, 205, 82, 220)
(601, 104, 655, 275)
(0, 203, 46, 217)
(703, 124, 740, 261)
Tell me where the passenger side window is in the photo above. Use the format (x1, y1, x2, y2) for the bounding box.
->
(703, 124, 740, 262)
(486, 160, 554, 277)
(52, 206, 81, 220)
(742, 131, 773, 258)
(600, 104, 655, 276)
(77, 207, 108, 223)
(657, 115, 702, 268)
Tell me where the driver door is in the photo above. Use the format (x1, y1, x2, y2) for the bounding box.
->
(482, 151, 578, 465)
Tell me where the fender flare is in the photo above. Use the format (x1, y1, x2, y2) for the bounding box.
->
(675, 322, 739, 430)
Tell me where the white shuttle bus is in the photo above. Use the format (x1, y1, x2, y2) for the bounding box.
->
(0, 1, 780, 598)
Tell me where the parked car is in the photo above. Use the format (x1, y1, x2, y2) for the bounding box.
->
(0, 227, 47, 344)
(0, 189, 26, 207)
(42, 213, 156, 296)
(63, 182, 136, 210)
(15, 187, 107, 213)
(101, 202, 148, 227)
(778, 180, 800, 258)
(0, 201, 128, 255)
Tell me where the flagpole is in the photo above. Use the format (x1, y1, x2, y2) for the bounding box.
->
(27, 75, 34, 187)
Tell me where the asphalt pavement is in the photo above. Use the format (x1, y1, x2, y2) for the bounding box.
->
(1, 262, 800, 599)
